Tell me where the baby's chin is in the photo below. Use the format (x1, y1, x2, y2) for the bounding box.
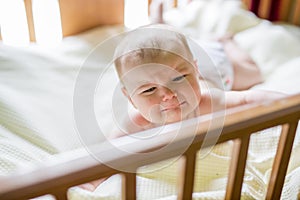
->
(150, 113, 188, 126)
(147, 105, 198, 125)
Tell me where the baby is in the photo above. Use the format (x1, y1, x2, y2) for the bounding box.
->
(112, 24, 285, 136)
(79, 24, 285, 191)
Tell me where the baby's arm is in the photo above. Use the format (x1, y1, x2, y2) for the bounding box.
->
(79, 179, 106, 191)
(219, 34, 263, 90)
(79, 113, 148, 191)
(225, 90, 287, 108)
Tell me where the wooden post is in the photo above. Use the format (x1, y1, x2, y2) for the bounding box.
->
(225, 134, 251, 200)
(23, 0, 36, 42)
(122, 173, 137, 200)
(266, 122, 298, 199)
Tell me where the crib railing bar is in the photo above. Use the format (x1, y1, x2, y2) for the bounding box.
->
(148, 0, 152, 15)
(266, 121, 298, 200)
(258, 0, 272, 19)
(23, 0, 36, 42)
(177, 151, 197, 200)
(225, 134, 251, 200)
(278, 0, 293, 21)
(208, 98, 300, 145)
(122, 172, 137, 200)
(172, 0, 178, 8)
(0, 95, 299, 200)
(0, 154, 121, 200)
(240, 0, 300, 24)
(53, 189, 68, 200)
(248, 0, 260, 14)
(291, 0, 300, 25)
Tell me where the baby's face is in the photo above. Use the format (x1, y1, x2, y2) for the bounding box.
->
(121, 52, 201, 125)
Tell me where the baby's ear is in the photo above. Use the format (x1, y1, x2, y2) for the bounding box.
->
(193, 59, 201, 77)
(121, 87, 137, 108)
(121, 87, 129, 98)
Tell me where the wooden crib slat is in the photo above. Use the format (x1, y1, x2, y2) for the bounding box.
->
(53, 189, 68, 200)
(278, 0, 293, 21)
(148, 0, 152, 15)
(248, 0, 260, 14)
(225, 134, 251, 200)
(178, 151, 197, 200)
(58, 0, 124, 36)
(244, 0, 300, 25)
(122, 173, 137, 200)
(291, 0, 300, 25)
(266, 122, 298, 200)
(23, 0, 36, 42)
(258, 0, 272, 19)
(172, 0, 178, 8)
(54, 194, 67, 200)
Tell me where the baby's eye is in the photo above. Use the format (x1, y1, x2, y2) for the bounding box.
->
(172, 75, 187, 82)
(142, 87, 156, 94)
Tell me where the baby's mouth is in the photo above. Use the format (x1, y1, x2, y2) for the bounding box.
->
(161, 101, 186, 112)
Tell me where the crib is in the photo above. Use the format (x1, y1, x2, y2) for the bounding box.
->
(0, 0, 300, 199)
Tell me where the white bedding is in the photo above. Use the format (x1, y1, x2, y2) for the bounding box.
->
(0, 25, 125, 174)
(0, 0, 300, 199)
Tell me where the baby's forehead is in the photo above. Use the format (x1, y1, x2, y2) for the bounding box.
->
(114, 27, 195, 79)
(120, 62, 189, 92)
(115, 28, 192, 59)
(119, 49, 192, 73)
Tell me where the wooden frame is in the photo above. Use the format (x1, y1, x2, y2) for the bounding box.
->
(242, 0, 300, 25)
(58, 0, 124, 36)
(0, 1, 300, 199)
(21, 0, 124, 41)
(0, 94, 299, 200)
(149, 0, 300, 26)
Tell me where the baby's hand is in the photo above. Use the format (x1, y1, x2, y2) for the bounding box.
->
(225, 90, 287, 108)
(217, 33, 234, 43)
(79, 178, 106, 192)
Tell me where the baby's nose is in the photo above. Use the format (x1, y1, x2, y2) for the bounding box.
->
(161, 87, 177, 102)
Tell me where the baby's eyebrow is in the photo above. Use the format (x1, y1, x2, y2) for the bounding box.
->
(174, 61, 189, 71)
(136, 80, 151, 86)
(175, 65, 189, 73)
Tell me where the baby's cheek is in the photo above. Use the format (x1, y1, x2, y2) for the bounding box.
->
(144, 96, 160, 106)
(139, 98, 162, 119)
(136, 95, 156, 106)
(186, 78, 201, 93)
(145, 105, 164, 123)
(187, 84, 201, 106)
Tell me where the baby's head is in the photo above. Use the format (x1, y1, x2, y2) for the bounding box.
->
(114, 24, 201, 124)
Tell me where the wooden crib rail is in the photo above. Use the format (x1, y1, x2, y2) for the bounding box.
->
(242, 0, 300, 25)
(0, 94, 299, 200)
(150, 0, 300, 26)
(19, 0, 124, 42)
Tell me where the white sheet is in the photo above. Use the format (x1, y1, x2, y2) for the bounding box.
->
(0, 25, 125, 175)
